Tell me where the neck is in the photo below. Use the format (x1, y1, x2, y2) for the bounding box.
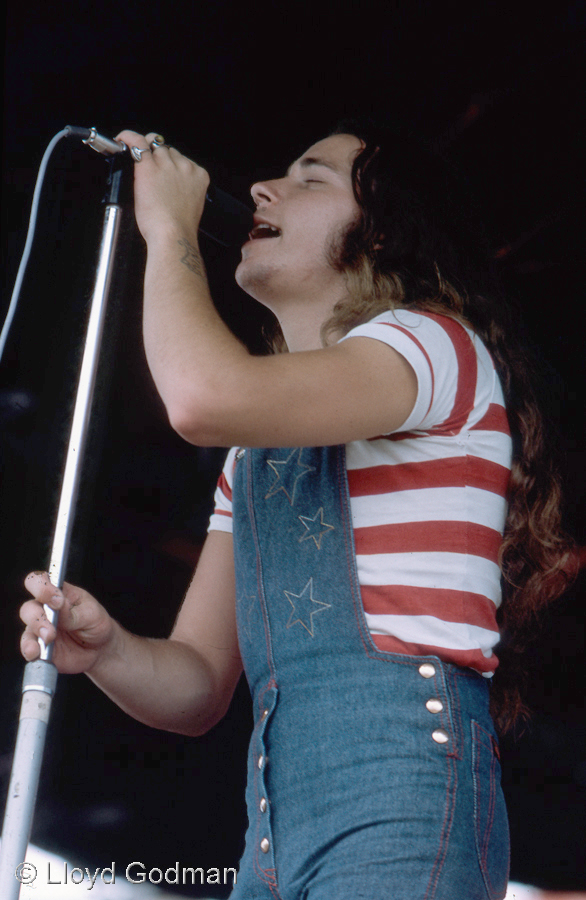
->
(264, 283, 349, 352)
(278, 311, 325, 351)
(237, 261, 351, 351)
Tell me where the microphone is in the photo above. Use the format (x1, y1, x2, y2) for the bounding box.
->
(65, 126, 253, 247)
(199, 184, 254, 249)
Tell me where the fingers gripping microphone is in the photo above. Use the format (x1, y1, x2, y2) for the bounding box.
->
(65, 126, 253, 247)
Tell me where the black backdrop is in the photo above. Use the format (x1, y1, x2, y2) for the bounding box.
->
(2, 1, 585, 892)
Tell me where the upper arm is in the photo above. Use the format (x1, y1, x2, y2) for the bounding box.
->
(173, 335, 418, 448)
(171, 530, 242, 718)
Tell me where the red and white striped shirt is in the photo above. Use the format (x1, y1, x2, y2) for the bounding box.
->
(209, 310, 512, 675)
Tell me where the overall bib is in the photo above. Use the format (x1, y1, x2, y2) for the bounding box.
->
(231, 445, 509, 900)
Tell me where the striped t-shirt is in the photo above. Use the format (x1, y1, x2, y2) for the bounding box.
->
(208, 309, 512, 675)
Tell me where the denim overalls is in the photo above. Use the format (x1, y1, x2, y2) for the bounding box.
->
(230, 445, 509, 900)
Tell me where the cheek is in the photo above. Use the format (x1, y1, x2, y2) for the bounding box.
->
(297, 201, 360, 251)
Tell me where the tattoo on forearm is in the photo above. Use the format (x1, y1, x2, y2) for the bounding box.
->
(178, 238, 206, 278)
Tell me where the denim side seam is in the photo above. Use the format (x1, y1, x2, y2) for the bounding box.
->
(472, 720, 510, 900)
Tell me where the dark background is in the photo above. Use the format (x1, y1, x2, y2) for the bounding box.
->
(2, 0, 585, 893)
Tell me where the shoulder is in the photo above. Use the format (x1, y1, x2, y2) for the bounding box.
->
(342, 308, 499, 434)
(343, 308, 494, 380)
(343, 307, 473, 347)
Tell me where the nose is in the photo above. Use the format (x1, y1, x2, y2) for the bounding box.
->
(251, 179, 280, 208)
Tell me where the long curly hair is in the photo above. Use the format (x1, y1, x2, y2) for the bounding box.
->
(263, 120, 576, 730)
(314, 119, 575, 732)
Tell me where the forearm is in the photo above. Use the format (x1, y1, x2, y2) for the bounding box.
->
(87, 619, 227, 736)
(142, 231, 250, 442)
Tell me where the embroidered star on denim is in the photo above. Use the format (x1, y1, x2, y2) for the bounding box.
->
(265, 449, 316, 506)
(298, 508, 335, 549)
(284, 578, 331, 636)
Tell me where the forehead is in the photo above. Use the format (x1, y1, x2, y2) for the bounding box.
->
(289, 133, 363, 176)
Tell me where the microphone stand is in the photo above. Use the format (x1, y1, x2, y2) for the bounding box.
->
(0, 149, 133, 899)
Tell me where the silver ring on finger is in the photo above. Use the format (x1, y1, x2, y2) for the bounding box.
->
(130, 146, 151, 162)
(150, 134, 167, 149)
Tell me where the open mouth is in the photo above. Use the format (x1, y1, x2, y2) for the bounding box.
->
(248, 223, 281, 240)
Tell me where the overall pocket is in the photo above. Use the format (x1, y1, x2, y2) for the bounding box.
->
(471, 720, 510, 900)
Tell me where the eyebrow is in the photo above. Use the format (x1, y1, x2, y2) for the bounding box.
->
(286, 156, 341, 176)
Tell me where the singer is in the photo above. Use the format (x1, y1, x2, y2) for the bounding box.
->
(20, 122, 573, 899)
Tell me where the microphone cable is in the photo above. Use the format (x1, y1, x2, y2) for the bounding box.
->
(0, 129, 69, 364)
(0, 126, 253, 364)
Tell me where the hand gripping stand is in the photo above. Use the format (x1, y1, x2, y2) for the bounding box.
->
(0, 138, 132, 899)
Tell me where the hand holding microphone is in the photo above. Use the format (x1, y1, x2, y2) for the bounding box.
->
(113, 128, 211, 245)
(66, 126, 253, 247)
(76, 126, 251, 247)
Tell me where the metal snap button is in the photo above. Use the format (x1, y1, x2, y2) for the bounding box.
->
(418, 663, 436, 678)
(260, 797, 267, 813)
(257, 754, 265, 769)
(426, 698, 443, 714)
(432, 728, 449, 744)
(260, 838, 270, 853)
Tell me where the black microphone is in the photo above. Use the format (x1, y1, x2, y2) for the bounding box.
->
(65, 126, 253, 247)
(199, 183, 254, 249)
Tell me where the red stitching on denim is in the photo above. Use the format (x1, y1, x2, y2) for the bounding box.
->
(247, 458, 281, 898)
(424, 755, 458, 899)
(253, 842, 283, 900)
(447, 669, 463, 760)
(473, 721, 506, 899)
(257, 679, 276, 714)
(248, 465, 276, 680)
(481, 742, 498, 895)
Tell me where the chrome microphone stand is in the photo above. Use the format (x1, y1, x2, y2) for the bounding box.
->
(0, 141, 133, 899)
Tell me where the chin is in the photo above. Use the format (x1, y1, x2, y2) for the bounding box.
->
(234, 260, 255, 296)
(235, 259, 281, 307)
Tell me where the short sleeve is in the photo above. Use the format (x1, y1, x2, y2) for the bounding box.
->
(340, 309, 476, 433)
(207, 446, 238, 533)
